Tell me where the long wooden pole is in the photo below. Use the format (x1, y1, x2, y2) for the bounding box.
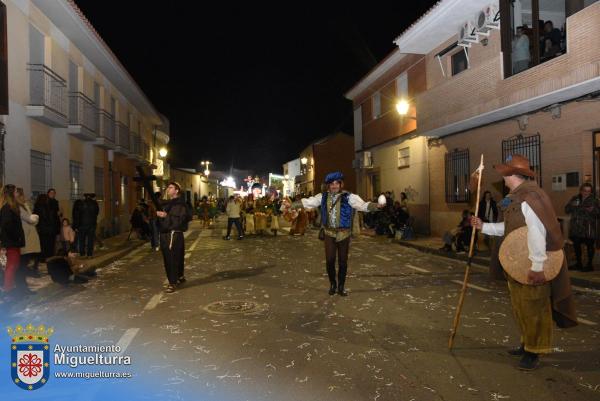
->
(448, 154, 484, 350)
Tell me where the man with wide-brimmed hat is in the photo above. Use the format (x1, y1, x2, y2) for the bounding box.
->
(471, 154, 577, 370)
(284, 171, 382, 296)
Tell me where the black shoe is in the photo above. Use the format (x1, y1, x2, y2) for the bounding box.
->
(165, 284, 176, 293)
(518, 351, 539, 371)
(328, 283, 337, 296)
(223, 236, 231, 240)
(337, 286, 348, 296)
(507, 344, 525, 357)
(237, 236, 243, 240)
(177, 277, 186, 285)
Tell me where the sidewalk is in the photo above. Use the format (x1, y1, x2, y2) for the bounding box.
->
(395, 236, 600, 289)
(0, 230, 148, 313)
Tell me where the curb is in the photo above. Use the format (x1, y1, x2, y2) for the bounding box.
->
(395, 239, 600, 290)
(0, 240, 147, 315)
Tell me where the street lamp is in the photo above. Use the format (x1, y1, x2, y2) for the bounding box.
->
(300, 157, 308, 165)
(201, 160, 212, 177)
(159, 147, 168, 158)
(395, 99, 410, 116)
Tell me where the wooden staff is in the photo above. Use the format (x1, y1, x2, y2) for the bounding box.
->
(448, 154, 484, 350)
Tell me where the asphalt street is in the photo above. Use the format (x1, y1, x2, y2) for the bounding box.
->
(7, 219, 600, 401)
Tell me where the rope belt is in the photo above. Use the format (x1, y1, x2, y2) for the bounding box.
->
(169, 230, 183, 250)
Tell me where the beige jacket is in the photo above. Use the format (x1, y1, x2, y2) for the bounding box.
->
(20, 203, 41, 255)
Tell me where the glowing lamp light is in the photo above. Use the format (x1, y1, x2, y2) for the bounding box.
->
(300, 157, 308, 165)
(204, 169, 210, 176)
(159, 147, 168, 158)
(395, 100, 410, 116)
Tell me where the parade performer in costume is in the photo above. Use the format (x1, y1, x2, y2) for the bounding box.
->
(243, 193, 256, 235)
(471, 155, 577, 370)
(252, 183, 269, 235)
(285, 172, 382, 296)
(265, 186, 281, 236)
(157, 182, 193, 293)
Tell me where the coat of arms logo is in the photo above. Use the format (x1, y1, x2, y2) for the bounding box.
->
(8, 324, 53, 390)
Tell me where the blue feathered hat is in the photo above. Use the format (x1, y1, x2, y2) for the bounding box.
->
(325, 171, 344, 184)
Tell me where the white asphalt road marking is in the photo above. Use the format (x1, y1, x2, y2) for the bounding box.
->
(188, 236, 202, 251)
(375, 255, 392, 261)
(451, 280, 491, 292)
(115, 328, 140, 355)
(577, 317, 598, 326)
(184, 230, 193, 238)
(143, 293, 164, 311)
(185, 252, 191, 259)
(405, 264, 430, 273)
(572, 285, 600, 296)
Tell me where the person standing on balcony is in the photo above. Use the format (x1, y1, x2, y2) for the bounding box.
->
(512, 26, 530, 74)
(565, 183, 599, 272)
(284, 172, 382, 296)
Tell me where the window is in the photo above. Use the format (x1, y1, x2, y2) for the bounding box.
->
(502, 133, 542, 185)
(396, 73, 408, 99)
(94, 167, 104, 200)
(31, 150, 52, 199)
(501, 0, 569, 78)
(372, 92, 381, 119)
(69, 160, 83, 200)
(0, 2, 7, 115)
(445, 149, 471, 203)
(451, 49, 468, 76)
(398, 147, 410, 168)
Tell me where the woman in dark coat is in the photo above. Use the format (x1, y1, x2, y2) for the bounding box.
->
(565, 183, 600, 271)
(1, 184, 26, 296)
(34, 194, 56, 262)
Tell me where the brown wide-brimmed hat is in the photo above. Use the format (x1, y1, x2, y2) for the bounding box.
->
(494, 154, 536, 177)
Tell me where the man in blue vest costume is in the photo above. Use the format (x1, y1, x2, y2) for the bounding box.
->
(286, 172, 381, 296)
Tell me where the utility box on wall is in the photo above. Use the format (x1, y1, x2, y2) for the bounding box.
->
(552, 174, 566, 191)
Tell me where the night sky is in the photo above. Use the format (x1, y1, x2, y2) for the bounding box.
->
(73, 1, 437, 176)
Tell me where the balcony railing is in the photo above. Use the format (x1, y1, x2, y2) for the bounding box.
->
(97, 109, 115, 143)
(141, 141, 151, 163)
(27, 63, 68, 121)
(129, 134, 141, 158)
(115, 122, 130, 152)
(68, 92, 96, 133)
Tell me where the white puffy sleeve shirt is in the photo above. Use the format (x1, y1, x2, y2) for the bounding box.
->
(300, 193, 375, 212)
(481, 201, 547, 272)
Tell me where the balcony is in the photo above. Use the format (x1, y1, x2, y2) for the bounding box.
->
(94, 109, 116, 149)
(114, 122, 130, 155)
(67, 92, 97, 141)
(141, 141, 151, 166)
(127, 134, 142, 162)
(26, 64, 68, 127)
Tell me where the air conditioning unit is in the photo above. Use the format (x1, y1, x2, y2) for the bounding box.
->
(458, 21, 478, 45)
(363, 151, 373, 168)
(476, 4, 500, 34)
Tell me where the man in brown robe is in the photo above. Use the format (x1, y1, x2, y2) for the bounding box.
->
(471, 154, 577, 370)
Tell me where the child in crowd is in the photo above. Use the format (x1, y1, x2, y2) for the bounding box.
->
(60, 218, 76, 254)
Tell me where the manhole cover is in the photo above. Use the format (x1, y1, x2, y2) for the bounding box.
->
(203, 300, 266, 315)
